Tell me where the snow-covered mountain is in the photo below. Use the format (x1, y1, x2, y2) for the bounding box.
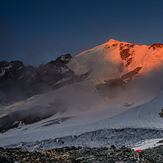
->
(1, 39, 163, 149)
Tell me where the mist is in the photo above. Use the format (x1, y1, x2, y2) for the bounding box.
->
(1, 53, 163, 133)
(126, 65, 163, 98)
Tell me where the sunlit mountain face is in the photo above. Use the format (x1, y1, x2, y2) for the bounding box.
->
(67, 39, 163, 98)
(69, 39, 163, 77)
(1, 39, 163, 150)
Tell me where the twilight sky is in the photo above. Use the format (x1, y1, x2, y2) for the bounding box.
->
(0, 0, 163, 66)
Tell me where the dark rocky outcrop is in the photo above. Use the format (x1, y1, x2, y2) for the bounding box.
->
(0, 54, 90, 103)
(119, 43, 135, 67)
(149, 43, 163, 50)
(0, 106, 58, 133)
(95, 78, 125, 98)
(121, 67, 142, 81)
(95, 67, 142, 98)
(112, 43, 118, 46)
(96, 78, 125, 90)
(159, 109, 163, 118)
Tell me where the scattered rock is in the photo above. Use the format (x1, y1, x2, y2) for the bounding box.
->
(149, 43, 163, 50)
(159, 109, 163, 118)
(1, 145, 163, 163)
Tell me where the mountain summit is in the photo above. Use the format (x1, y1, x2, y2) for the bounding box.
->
(68, 39, 163, 77)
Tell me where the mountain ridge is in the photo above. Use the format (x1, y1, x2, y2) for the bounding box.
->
(0, 54, 75, 102)
(1, 39, 163, 103)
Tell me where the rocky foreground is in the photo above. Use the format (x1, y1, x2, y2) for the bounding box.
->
(0, 145, 163, 163)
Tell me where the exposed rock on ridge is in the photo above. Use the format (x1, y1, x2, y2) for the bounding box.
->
(0, 54, 90, 103)
(95, 66, 142, 97)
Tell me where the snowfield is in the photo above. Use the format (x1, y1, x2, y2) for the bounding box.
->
(1, 39, 163, 150)
(1, 84, 163, 150)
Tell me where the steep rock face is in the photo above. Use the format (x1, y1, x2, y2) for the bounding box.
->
(0, 54, 76, 102)
(119, 43, 135, 67)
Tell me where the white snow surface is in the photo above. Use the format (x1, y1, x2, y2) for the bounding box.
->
(1, 82, 163, 148)
(67, 39, 163, 79)
(1, 39, 163, 149)
(132, 138, 163, 150)
(0, 69, 5, 76)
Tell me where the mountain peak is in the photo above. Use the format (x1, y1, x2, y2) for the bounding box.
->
(108, 39, 119, 43)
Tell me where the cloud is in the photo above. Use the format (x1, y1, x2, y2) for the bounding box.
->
(126, 65, 163, 98)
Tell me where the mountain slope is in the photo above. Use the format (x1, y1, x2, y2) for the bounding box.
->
(1, 89, 163, 149)
(68, 39, 163, 78)
(1, 39, 163, 149)
(0, 54, 73, 102)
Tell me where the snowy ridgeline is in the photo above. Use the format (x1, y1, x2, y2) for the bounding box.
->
(4, 128, 163, 151)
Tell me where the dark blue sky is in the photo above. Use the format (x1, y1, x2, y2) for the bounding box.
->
(1, 0, 163, 66)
